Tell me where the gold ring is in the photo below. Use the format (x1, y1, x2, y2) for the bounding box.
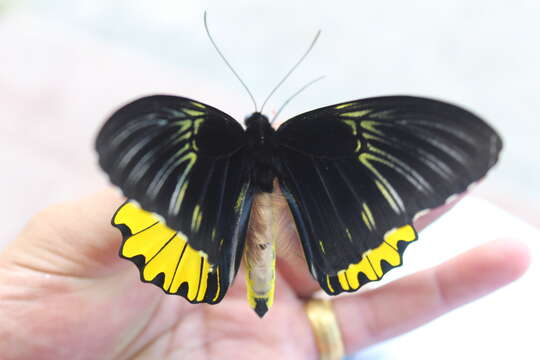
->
(305, 298, 345, 360)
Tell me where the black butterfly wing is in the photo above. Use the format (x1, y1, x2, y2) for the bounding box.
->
(276, 96, 502, 295)
(96, 95, 253, 303)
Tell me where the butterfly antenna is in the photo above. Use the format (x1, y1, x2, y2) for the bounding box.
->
(270, 75, 325, 124)
(204, 11, 258, 112)
(260, 30, 321, 114)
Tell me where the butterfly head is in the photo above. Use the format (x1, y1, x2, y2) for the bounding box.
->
(244, 112, 275, 145)
(244, 112, 270, 128)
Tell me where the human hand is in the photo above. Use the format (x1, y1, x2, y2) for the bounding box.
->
(0, 190, 529, 359)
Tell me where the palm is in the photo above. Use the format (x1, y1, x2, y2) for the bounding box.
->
(112, 270, 316, 359)
(144, 273, 316, 359)
(0, 190, 529, 360)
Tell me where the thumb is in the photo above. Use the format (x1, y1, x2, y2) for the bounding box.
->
(0, 189, 127, 278)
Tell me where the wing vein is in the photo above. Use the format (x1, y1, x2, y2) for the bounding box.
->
(213, 157, 230, 241)
(132, 221, 160, 236)
(194, 159, 216, 229)
(168, 236, 188, 292)
(333, 160, 371, 224)
(195, 257, 205, 300)
(310, 157, 350, 242)
(145, 232, 178, 265)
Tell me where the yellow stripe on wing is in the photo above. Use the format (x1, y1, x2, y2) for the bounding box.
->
(113, 201, 222, 304)
(335, 224, 417, 292)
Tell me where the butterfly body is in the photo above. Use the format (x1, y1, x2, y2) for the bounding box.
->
(97, 94, 502, 317)
(244, 112, 278, 193)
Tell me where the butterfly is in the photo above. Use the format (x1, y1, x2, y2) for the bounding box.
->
(95, 93, 502, 317)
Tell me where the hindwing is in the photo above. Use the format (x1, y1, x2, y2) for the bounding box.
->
(96, 95, 253, 303)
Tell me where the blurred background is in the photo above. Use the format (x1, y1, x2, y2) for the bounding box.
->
(0, 1, 538, 359)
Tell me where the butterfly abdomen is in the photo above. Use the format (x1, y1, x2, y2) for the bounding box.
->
(244, 190, 278, 317)
(245, 112, 278, 193)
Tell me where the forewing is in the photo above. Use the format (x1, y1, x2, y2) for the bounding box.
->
(276, 96, 502, 294)
(96, 95, 253, 303)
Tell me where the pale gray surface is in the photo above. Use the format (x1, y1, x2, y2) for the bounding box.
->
(0, 1, 538, 359)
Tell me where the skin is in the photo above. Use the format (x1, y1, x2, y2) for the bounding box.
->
(0, 189, 530, 359)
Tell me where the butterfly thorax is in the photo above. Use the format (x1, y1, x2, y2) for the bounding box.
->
(245, 112, 277, 193)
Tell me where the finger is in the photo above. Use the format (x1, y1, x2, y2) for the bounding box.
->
(279, 196, 463, 298)
(1, 188, 126, 277)
(333, 239, 530, 352)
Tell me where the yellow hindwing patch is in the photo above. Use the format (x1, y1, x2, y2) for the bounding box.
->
(113, 201, 219, 303)
(334, 224, 417, 293)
